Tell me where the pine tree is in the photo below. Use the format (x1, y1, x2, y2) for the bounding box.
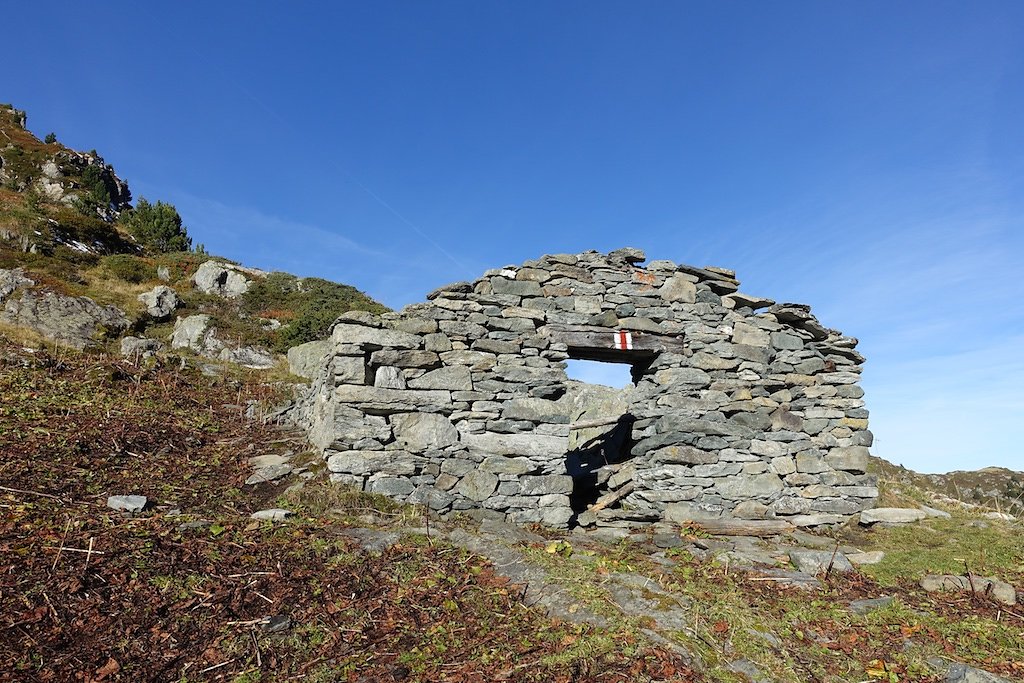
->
(119, 197, 192, 253)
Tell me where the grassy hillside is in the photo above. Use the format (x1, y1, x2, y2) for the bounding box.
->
(869, 456, 1024, 519)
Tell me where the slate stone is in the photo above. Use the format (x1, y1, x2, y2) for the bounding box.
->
(714, 474, 783, 500)
(246, 463, 294, 484)
(825, 446, 869, 473)
(860, 508, 927, 525)
(520, 475, 573, 496)
(331, 320, 417, 349)
(390, 412, 459, 450)
(847, 551, 885, 566)
(456, 471, 499, 502)
(848, 596, 893, 614)
(107, 495, 147, 513)
(920, 574, 1016, 605)
(789, 549, 854, 574)
(770, 331, 804, 350)
(250, 508, 293, 521)
(406, 366, 473, 390)
(942, 662, 1012, 682)
(490, 277, 542, 296)
(367, 477, 416, 497)
(731, 322, 770, 347)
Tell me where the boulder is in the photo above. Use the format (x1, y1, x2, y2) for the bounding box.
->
(192, 260, 251, 298)
(170, 314, 213, 352)
(219, 345, 275, 369)
(137, 285, 180, 320)
(287, 339, 331, 378)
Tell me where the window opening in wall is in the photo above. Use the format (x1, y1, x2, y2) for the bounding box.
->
(564, 359, 633, 388)
(564, 356, 641, 521)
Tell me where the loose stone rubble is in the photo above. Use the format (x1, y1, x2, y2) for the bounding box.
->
(294, 248, 877, 528)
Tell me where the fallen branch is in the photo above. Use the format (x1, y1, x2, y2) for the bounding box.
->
(1, 484, 63, 501)
(198, 659, 235, 675)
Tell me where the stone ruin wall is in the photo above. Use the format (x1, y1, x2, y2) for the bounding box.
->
(295, 248, 877, 529)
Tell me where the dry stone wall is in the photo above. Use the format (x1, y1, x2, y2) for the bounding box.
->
(295, 248, 876, 528)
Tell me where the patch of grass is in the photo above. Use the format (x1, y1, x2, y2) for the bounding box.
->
(848, 515, 1024, 587)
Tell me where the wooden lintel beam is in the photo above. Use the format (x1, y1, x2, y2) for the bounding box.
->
(547, 326, 685, 357)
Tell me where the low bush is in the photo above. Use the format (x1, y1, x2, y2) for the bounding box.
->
(242, 273, 387, 351)
(101, 254, 154, 284)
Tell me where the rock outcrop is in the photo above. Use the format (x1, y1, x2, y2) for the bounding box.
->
(192, 260, 254, 298)
(294, 249, 876, 528)
(169, 313, 274, 369)
(138, 285, 180, 320)
(0, 268, 129, 349)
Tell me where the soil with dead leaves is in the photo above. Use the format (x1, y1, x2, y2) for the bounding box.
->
(0, 340, 696, 682)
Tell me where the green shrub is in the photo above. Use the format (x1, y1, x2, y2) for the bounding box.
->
(102, 254, 154, 283)
(119, 197, 191, 253)
(242, 273, 387, 351)
(44, 132, 57, 144)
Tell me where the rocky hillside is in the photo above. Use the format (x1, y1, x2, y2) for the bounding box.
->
(870, 457, 1024, 520)
(0, 103, 385, 367)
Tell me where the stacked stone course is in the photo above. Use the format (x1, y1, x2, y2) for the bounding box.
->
(295, 248, 877, 528)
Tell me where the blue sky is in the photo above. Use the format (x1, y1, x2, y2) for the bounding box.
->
(6, 2, 1023, 473)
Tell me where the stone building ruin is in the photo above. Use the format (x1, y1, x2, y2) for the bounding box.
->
(295, 248, 876, 528)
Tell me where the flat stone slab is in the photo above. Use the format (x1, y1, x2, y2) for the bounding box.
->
(248, 453, 291, 469)
(849, 596, 894, 614)
(847, 551, 885, 566)
(245, 463, 294, 485)
(250, 508, 293, 521)
(789, 549, 855, 574)
(107, 495, 147, 513)
(860, 508, 928, 525)
(919, 574, 1016, 606)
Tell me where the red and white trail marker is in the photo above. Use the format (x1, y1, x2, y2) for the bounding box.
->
(614, 330, 633, 350)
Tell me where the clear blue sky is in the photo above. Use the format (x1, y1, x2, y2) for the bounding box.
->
(6, 2, 1023, 474)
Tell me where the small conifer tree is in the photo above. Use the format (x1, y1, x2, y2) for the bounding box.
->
(119, 197, 192, 253)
